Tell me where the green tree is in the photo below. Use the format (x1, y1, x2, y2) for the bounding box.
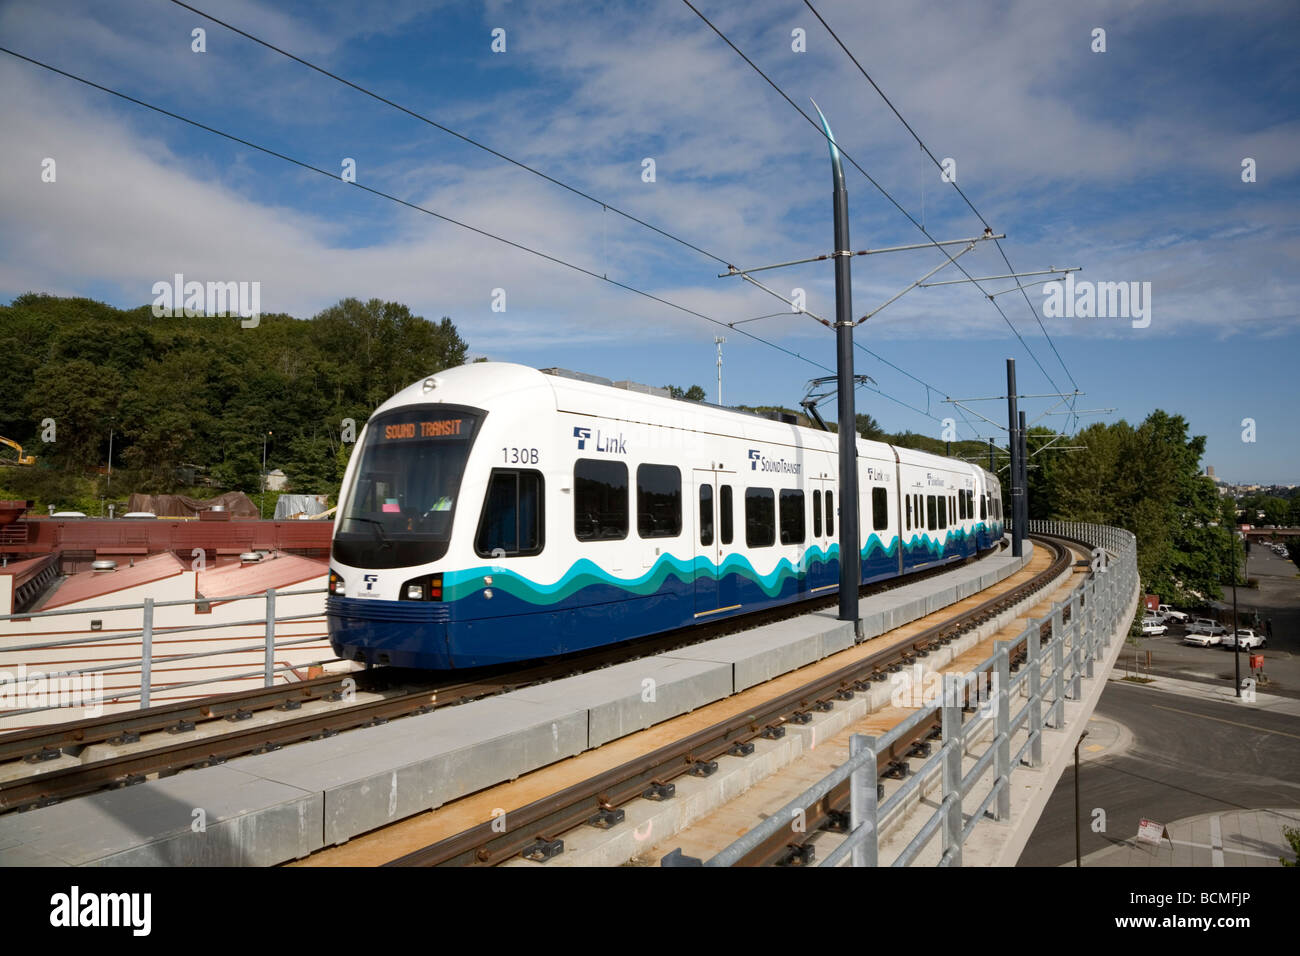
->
(664, 384, 706, 401)
(24, 358, 124, 473)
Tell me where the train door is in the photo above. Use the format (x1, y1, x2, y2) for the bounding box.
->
(692, 470, 738, 617)
(807, 478, 837, 593)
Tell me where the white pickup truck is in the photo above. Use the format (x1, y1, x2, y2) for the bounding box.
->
(1157, 604, 1188, 624)
(1222, 629, 1266, 650)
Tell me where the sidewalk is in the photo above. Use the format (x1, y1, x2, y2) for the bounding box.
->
(1105, 670, 1300, 718)
(1073, 808, 1300, 867)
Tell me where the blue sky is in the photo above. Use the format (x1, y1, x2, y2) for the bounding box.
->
(1, 0, 1297, 483)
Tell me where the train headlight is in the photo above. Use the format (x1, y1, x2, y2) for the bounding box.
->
(329, 571, 345, 595)
(399, 574, 443, 601)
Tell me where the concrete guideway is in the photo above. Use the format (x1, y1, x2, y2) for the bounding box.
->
(625, 541, 1096, 867)
(0, 540, 1033, 866)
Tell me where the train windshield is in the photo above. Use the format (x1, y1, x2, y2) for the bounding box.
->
(332, 405, 483, 569)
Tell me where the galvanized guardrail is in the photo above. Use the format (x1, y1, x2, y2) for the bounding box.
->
(706, 521, 1137, 867)
(0, 587, 336, 718)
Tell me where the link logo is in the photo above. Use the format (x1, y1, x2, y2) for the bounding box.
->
(573, 425, 626, 454)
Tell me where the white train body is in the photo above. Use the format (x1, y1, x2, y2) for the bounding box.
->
(327, 363, 1004, 669)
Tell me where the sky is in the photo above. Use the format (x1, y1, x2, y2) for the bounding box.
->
(1, 0, 1297, 484)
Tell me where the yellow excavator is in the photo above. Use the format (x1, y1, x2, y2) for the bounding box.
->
(0, 436, 35, 466)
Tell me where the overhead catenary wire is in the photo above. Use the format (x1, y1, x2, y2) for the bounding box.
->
(161, 0, 973, 434)
(680, 0, 1071, 402)
(801, 0, 1081, 395)
(0, 46, 833, 380)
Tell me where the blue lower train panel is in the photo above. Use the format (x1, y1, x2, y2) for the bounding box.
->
(327, 527, 1003, 669)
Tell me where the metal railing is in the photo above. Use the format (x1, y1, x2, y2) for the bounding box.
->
(0, 587, 337, 719)
(706, 521, 1138, 867)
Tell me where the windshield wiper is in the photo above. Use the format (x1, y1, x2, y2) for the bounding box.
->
(348, 516, 393, 550)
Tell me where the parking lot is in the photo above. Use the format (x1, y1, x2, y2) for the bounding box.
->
(1121, 545, 1300, 698)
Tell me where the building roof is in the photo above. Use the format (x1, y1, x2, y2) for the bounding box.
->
(43, 552, 188, 610)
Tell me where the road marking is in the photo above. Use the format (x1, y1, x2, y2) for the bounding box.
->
(1150, 704, 1300, 740)
(1210, 815, 1224, 867)
(1167, 838, 1278, 862)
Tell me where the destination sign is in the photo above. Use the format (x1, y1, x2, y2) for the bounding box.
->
(379, 418, 473, 441)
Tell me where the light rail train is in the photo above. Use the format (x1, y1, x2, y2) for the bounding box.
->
(327, 363, 1004, 669)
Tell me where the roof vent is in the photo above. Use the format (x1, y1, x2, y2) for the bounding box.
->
(240, 551, 264, 564)
(540, 367, 614, 387)
(613, 380, 671, 398)
(91, 559, 117, 572)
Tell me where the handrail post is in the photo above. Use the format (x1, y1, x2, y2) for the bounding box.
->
(1027, 622, 1042, 767)
(265, 588, 277, 688)
(940, 679, 963, 865)
(1051, 603, 1065, 728)
(994, 640, 1011, 821)
(141, 597, 153, 709)
(850, 734, 879, 867)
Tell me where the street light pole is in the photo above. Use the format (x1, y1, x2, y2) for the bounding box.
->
(262, 430, 272, 520)
(714, 336, 726, 406)
(813, 103, 861, 636)
(1074, 729, 1089, 867)
(1232, 532, 1241, 698)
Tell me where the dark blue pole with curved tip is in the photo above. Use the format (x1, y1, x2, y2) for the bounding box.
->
(812, 101, 862, 634)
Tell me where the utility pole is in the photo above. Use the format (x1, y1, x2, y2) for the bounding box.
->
(988, 437, 995, 472)
(1019, 410, 1029, 526)
(1007, 359, 1023, 557)
(815, 105, 862, 636)
(714, 336, 726, 405)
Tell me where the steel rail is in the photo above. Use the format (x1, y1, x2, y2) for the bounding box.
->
(387, 536, 1072, 867)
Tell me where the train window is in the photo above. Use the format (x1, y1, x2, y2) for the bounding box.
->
(959, 492, 966, 520)
(574, 459, 628, 541)
(779, 489, 805, 545)
(871, 487, 888, 531)
(637, 464, 681, 538)
(745, 488, 776, 547)
(926, 495, 936, 530)
(721, 485, 734, 545)
(825, 491, 834, 538)
(939, 496, 948, 530)
(475, 469, 544, 557)
(980, 492, 987, 521)
(905, 494, 911, 531)
(813, 490, 823, 538)
(699, 484, 713, 547)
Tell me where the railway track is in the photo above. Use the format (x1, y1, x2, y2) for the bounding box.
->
(383, 534, 1079, 867)
(0, 545, 1007, 814)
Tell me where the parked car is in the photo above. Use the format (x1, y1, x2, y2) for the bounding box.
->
(1184, 630, 1222, 648)
(1187, 618, 1227, 636)
(1222, 629, 1266, 650)
(1141, 618, 1168, 637)
(1157, 604, 1188, 624)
